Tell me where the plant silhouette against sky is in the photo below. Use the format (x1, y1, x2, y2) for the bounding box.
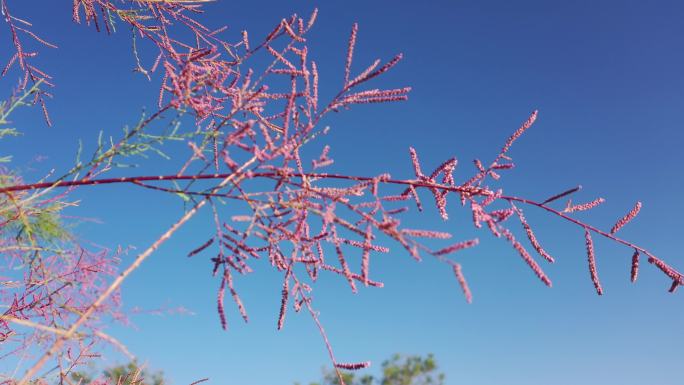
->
(0, 1, 681, 385)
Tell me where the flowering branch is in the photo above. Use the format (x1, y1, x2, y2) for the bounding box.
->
(1, 3, 680, 385)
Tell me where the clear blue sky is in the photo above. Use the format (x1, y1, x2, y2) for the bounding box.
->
(2, 1, 683, 384)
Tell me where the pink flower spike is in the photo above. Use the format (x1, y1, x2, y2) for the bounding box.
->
(306, 8, 319, 30)
(312, 60, 319, 111)
(382, 194, 411, 202)
(408, 147, 424, 178)
(217, 274, 228, 330)
(335, 241, 358, 293)
(346, 59, 380, 87)
(435, 191, 449, 220)
(630, 250, 640, 283)
(226, 271, 249, 323)
(408, 185, 423, 211)
(453, 263, 472, 303)
(499, 110, 538, 158)
(241, 30, 249, 51)
(541, 185, 582, 205)
(501, 228, 552, 287)
(335, 361, 370, 370)
(514, 206, 555, 263)
(668, 281, 679, 293)
(188, 237, 215, 257)
(277, 273, 290, 330)
(361, 224, 372, 286)
(647, 255, 684, 288)
(347, 54, 403, 89)
(474, 159, 485, 173)
(585, 229, 603, 295)
(344, 23, 358, 86)
(432, 238, 479, 256)
(402, 229, 452, 239)
(610, 201, 642, 234)
(564, 198, 605, 213)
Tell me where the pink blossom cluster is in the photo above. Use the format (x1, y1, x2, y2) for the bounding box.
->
(1, 3, 682, 385)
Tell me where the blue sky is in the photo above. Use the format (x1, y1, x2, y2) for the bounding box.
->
(2, 1, 683, 384)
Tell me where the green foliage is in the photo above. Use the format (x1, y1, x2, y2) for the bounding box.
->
(71, 361, 166, 385)
(23, 207, 69, 242)
(0, 185, 71, 245)
(301, 354, 445, 385)
(0, 81, 43, 138)
(0, 88, 199, 249)
(379, 354, 444, 385)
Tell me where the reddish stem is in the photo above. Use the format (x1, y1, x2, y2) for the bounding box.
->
(3, 170, 680, 286)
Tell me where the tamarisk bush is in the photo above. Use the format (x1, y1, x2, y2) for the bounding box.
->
(0, 1, 681, 384)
